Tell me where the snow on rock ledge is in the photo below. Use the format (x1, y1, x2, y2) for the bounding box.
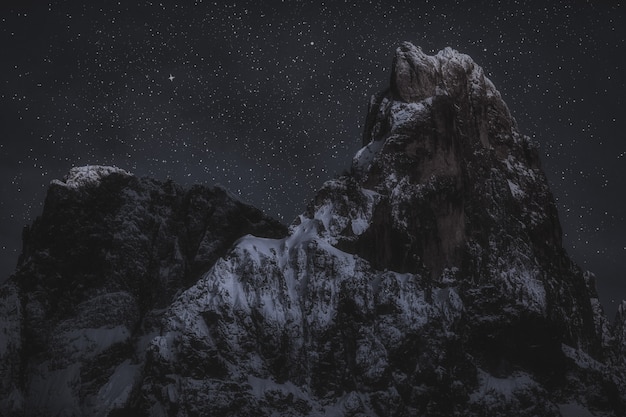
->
(51, 165, 132, 189)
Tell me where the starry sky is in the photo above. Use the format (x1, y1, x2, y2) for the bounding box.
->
(1, 0, 624, 317)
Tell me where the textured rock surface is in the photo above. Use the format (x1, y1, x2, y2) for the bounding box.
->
(137, 44, 626, 416)
(1, 44, 625, 416)
(0, 166, 286, 417)
(616, 301, 626, 360)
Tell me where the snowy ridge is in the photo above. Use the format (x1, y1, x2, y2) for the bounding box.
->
(146, 190, 466, 414)
(51, 165, 132, 189)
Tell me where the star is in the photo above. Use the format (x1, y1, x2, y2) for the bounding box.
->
(168, 74, 175, 82)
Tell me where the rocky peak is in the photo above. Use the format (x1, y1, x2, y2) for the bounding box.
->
(320, 43, 602, 355)
(50, 165, 132, 189)
(390, 42, 439, 102)
(389, 42, 499, 104)
(350, 44, 557, 281)
(135, 45, 625, 416)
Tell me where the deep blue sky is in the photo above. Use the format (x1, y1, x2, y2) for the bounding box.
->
(1, 0, 624, 317)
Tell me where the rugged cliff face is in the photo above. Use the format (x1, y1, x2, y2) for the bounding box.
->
(0, 166, 287, 417)
(1, 43, 625, 417)
(139, 44, 625, 416)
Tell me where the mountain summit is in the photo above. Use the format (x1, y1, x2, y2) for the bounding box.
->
(1, 43, 625, 416)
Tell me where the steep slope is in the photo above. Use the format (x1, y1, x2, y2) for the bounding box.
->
(138, 44, 626, 416)
(0, 166, 287, 417)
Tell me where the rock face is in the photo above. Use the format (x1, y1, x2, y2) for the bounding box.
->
(0, 166, 287, 417)
(1, 44, 625, 416)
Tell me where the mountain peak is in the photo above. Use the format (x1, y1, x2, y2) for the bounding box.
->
(51, 165, 132, 189)
(390, 42, 438, 102)
(356, 44, 525, 197)
(389, 42, 498, 104)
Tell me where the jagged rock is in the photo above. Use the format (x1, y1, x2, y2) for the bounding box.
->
(390, 42, 439, 102)
(135, 44, 625, 416)
(0, 281, 23, 414)
(1, 44, 625, 416)
(616, 301, 626, 360)
(0, 166, 286, 417)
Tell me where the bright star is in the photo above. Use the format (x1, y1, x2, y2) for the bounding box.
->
(168, 74, 175, 82)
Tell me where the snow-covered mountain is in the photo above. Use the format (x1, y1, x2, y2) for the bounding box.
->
(1, 43, 625, 416)
(0, 165, 286, 416)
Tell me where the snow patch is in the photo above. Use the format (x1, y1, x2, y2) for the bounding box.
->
(561, 344, 606, 372)
(557, 402, 597, 417)
(247, 375, 309, 401)
(351, 216, 369, 235)
(96, 360, 140, 411)
(470, 369, 536, 402)
(507, 179, 526, 199)
(353, 139, 384, 173)
(389, 100, 429, 130)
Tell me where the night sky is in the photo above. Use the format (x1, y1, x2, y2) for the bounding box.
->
(1, 1, 624, 317)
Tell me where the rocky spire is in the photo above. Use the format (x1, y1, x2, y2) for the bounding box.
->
(390, 42, 440, 102)
(352, 44, 561, 290)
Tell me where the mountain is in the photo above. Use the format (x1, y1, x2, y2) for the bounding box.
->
(1, 43, 625, 416)
(0, 166, 287, 416)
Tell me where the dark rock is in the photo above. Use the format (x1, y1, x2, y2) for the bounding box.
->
(0, 165, 286, 417)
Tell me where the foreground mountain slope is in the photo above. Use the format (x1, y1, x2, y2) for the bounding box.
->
(0, 166, 287, 417)
(138, 44, 626, 416)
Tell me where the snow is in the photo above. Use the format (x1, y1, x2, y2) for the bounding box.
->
(51, 165, 132, 189)
(353, 138, 384, 173)
(557, 402, 597, 417)
(247, 375, 309, 401)
(312, 203, 335, 235)
(507, 179, 526, 199)
(27, 362, 82, 417)
(319, 391, 373, 417)
(470, 369, 536, 402)
(304, 181, 379, 242)
(351, 215, 369, 235)
(433, 287, 464, 322)
(389, 101, 428, 130)
(151, 332, 180, 362)
(96, 360, 140, 411)
(503, 155, 538, 181)
(494, 248, 547, 314)
(561, 344, 605, 372)
(234, 234, 282, 266)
